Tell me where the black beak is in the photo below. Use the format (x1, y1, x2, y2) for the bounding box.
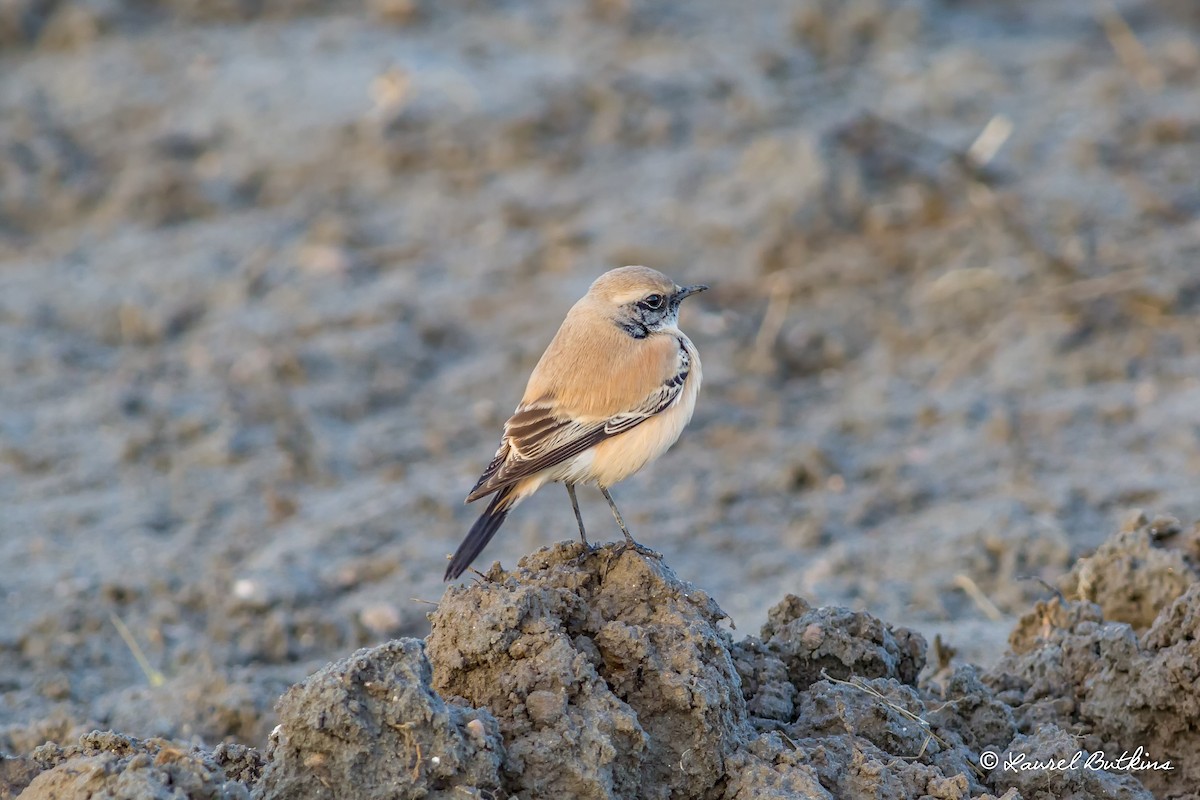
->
(673, 284, 708, 302)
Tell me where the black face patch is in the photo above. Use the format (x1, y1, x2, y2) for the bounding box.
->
(616, 318, 650, 339)
(613, 290, 676, 339)
(614, 300, 670, 338)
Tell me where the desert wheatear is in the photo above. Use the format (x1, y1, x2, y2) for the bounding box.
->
(444, 266, 707, 580)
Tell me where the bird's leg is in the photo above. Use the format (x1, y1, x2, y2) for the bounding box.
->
(565, 483, 590, 546)
(599, 486, 658, 558)
(598, 486, 633, 542)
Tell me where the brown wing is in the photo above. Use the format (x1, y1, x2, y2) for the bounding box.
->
(465, 357, 690, 503)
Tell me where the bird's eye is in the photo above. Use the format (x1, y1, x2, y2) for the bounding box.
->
(640, 294, 665, 311)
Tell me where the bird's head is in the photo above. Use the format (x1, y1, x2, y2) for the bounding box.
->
(587, 265, 707, 339)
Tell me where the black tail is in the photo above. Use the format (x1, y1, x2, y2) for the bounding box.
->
(444, 487, 516, 581)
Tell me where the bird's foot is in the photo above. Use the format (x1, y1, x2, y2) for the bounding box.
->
(614, 537, 662, 560)
(572, 539, 597, 559)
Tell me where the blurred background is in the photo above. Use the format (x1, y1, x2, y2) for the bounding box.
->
(2, 0, 1199, 752)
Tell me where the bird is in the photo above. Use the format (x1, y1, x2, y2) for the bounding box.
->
(444, 265, 707, 581)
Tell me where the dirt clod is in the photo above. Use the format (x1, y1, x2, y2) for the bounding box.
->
(428, 543, 743, 800)
(1059, 514, 1199, 629)
(17, 731, 251, 800)
(989, 534, 1200, 797)
(257, 638, 504, 800)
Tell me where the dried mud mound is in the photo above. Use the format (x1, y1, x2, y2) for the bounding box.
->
(14, 529, 1200, 799)
(258, 638, 504, 800)
(427, 544, 748, 799)
(988, 514, 1200, 799)
(259, 542, 1156, 800)
(12, 730, 262, 800)
(1057, 512, 1200, 630)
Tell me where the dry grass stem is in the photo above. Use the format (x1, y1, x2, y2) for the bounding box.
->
(110, 612, 166, 688)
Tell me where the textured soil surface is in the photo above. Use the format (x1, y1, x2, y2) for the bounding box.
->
(10, 530, 1200, 798)
(2, 0, 1199, 797)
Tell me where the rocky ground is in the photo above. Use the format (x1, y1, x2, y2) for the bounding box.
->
(2, 0, 1199, 797)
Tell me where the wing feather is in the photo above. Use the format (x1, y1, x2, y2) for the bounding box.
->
(465, 361, 690, 503)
